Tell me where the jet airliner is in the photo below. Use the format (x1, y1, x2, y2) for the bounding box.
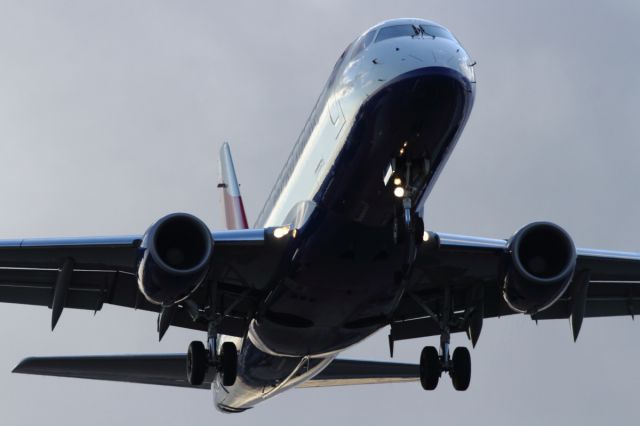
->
(2, 18, 640, 413)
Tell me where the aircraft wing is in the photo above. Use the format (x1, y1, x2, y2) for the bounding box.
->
(390, 232, 640, 344)
(13, 355, 418, 389)
(0, 228, 292, 336)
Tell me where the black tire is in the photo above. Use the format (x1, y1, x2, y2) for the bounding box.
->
(451, 347, 471, 391)
(419, 346, 441, 390)
(187, 341, 208, 386)
(220, 341, 238, 387)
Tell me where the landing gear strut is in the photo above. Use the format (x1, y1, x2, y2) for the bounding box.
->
(416, 285, 472, 391)
(390, 157, 425, 248)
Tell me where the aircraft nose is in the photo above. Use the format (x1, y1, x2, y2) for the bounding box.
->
(366, 34, 476, 85)
(427, 41, 475, 83)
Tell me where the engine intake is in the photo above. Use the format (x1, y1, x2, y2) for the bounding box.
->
(504, 222, 576, 314)
(137, 213, 213, 306)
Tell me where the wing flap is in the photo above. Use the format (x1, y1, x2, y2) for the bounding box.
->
(0, 268, 123, 310)
(0, 236, 141, 271)
(534, 280, 640, 320)
(577, 248, 640, 282)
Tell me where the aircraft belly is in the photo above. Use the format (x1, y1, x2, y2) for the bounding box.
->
(218, 26, 477, 413)
(251, 211, 409, 356)
(214, 336, 334, 412)
(249, 67, 474, 356)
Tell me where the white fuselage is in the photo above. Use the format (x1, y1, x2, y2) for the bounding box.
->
(256, 18, 474, 228)
(216, 18, 475, 413)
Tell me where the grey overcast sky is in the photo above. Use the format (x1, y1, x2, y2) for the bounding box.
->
(1, 1, 640, 425)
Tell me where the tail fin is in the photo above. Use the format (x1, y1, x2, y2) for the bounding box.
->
(218, 143, 249, 230)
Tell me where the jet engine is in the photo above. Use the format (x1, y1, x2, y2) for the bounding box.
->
(137, 213, 213, 306)
(503, 222, 576, 314)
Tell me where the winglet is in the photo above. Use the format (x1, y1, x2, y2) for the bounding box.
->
(218, 143, 249, 230)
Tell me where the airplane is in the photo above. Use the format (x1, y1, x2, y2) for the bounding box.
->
(2, 17, 640, 413)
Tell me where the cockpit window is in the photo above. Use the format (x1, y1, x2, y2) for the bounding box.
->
(351, 29, 376, 58)
(420, 25, 456, 41)
(375, 25, 417, 43)
(374, 24, 457, 43)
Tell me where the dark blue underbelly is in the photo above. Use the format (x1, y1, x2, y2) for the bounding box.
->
(253, 212, 408, 355)
(253, 66, 474, 356)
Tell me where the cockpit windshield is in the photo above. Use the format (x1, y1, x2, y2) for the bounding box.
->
(351, 29, 376, 58)
(375, 25, 418, 43)
(420, 25, 456, 41)
(374, 24, 456, 43)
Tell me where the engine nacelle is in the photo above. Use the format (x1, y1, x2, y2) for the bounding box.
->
(503, 222, 576, 314)
(137, 213, 213, 306)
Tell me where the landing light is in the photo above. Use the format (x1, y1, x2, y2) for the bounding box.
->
(393, 177, 402, 186)
(423, 231, 430, 242)
(393, 187, 405, 198)
(273, 226, 291, 239)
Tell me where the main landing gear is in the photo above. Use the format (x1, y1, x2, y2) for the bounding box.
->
(387, 153, 472, 390)
(419, 343, 471, 391)
(186, 340, 238, 387)
(415, 285, 472, 391)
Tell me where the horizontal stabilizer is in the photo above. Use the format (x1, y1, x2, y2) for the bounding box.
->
(13, 355, 418, 389)
(300, 359, 419, 388)
(13, 354, 214, 389)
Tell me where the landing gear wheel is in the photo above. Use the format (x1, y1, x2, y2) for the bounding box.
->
(219, 341, 238, 387)
(419, 346, 441, 390)
(450, 347, 471, 391)
(187, 341, 208, 386)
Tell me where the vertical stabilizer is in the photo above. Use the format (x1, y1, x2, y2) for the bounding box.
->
(218, 143, 249, 229)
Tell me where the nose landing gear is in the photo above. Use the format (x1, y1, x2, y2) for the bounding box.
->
(389, 157, 427, 248)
